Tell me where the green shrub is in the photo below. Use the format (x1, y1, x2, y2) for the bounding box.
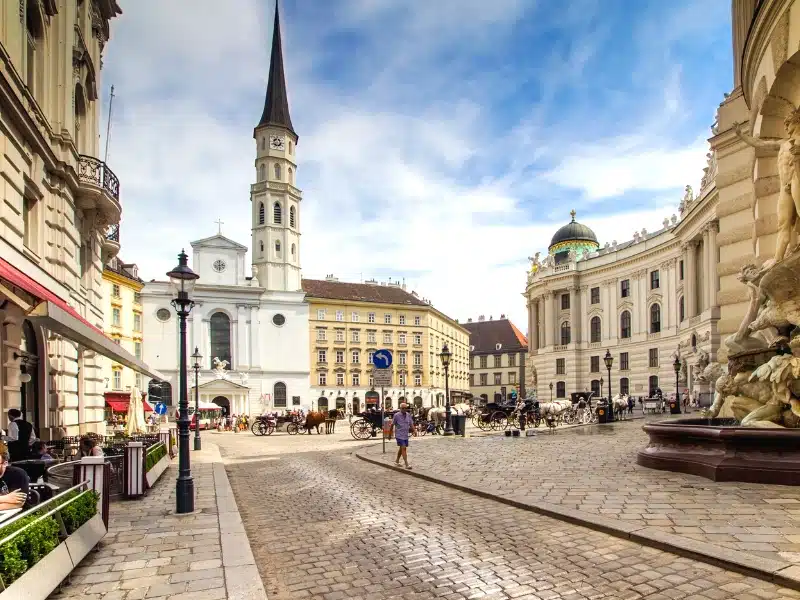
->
(59, 491, 98, 534)
(145, 442, 167, 473)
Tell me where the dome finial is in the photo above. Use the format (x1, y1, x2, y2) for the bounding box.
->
(570, 209, 576, 222)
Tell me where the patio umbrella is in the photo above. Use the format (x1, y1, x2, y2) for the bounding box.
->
(126, 387, 147, 435)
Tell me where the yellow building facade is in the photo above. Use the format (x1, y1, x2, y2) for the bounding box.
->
(302, 277, 470, 413)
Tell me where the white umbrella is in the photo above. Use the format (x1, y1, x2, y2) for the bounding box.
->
(126, 387, 147, 435)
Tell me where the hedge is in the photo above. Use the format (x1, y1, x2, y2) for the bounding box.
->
(0, 490, 98, 588)
(145, 442, 167, 473)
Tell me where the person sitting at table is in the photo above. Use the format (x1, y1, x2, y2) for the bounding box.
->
(0, 445, 29, 510)
(78, 437, 104, 458)
(30, 441, 54, 461)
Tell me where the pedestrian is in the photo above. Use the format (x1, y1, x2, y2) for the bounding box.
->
(682, 389, 690, 413)
(389, 402, 415, 469)
(2, 409, 36, 462)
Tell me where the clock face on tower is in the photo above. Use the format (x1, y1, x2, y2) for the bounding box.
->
(270, 135, 285, 150)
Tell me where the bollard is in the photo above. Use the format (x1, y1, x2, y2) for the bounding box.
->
(73, 457, 110, 527)
(123, 442, 145, 499)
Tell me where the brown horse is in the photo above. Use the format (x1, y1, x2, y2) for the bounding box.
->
(303, 411, 327, 434)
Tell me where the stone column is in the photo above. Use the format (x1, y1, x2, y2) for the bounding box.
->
(569, 287, 579, 344)
(686, 241, 697, 318)
(543, 293, 553, 347)
(201, 318, 211, 369)
(702, 228, 711, 312)
(236, 305, 247, 369)
(529, 299, 539, 351)
(661, 261, 671, 331)
(191, 303, 203, 359)
(250, 306, 260, 369)
(708, 221, 718, 307)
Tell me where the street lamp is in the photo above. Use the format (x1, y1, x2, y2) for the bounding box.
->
(191, 347, 202, 451)
(673, 353, 682, 413)
(167, 249, 199, 514)
(549, 381, 553, 401)
(603, 350, 614, 422)
(439, 343, 454, 436)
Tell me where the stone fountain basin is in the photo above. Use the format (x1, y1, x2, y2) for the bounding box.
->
(637, 418, 800, 485)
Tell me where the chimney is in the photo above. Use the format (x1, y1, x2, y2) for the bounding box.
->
(467, 318, 473, 323)
(325, 274, 338, 282)
(478, 315, 485, 322)
(500, 313, 506, 319)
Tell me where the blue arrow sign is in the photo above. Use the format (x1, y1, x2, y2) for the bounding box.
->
(154, 402, 167, 416)
(373, 349, 393, 369)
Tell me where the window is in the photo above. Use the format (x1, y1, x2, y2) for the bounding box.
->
(26, 3, 43, 97)
(384, 313, 392, 324)
(621, 279, 630, 298)
(590, 316, 601, 343)
(399, 352, 407, 365)
(620, 377, 630, 396)
(134, 292, 142, 304)
(112, 369, 121, 390)
(259, 164, 266, 181)
(133, 313, 142, 332)
(275, 241, 281, 255)
(367, 331, 376, 343)
(561, 294, 570, 310)
(288, 167, 293, 184)
(318, 372, 326, 386)
(352, 350, 360, 364)
(508, 372, 516, 384)
(332, 372, 342, 386)
(335, 330, 344, 342)
(560, 321, 571, 345)
(368, 312, 375, 323)
(413, 333, 422, 345)
(620, 311, 631, 339)
(334, 350, 344, 363)
(494, 373, 502, 385)
(369, 376, 374, 387)
(415, 374, 422, 386)
(258, 202, 265, 225)
(368, 351, 374, 364)
(649, 348, 659, 368)
(383, 332, 392, 344)
(649, 375, 659, 397)
(22, 196, 38, 250)
(352, 373, 360, 386)
(134, 342, 142, 360)
(352, 312, 360, 322)
(679, 260, 684, 280)
(316, 329, 327, 341)
(479, 356, 488, 368)
(556, 358, 565, 375)
(651, 270, 660, 289)
(288, 140, 293, 153)
(274, 163, 282, 180)
(317, 349, 327, 363)
(399, 315, 406, 325)
(273, 202, 282, 224)
(290, 206, 296, 227)
(136, 373, 143, 391)
(414, 316, 421, 326)
(679, 297, 685, 322)
(260, 241, 264, 253)
(335, 310, 344, 322)
(620, 352, 629, 371)
(479, 373, 488, 386)
(399, 332, 406, 344)
(650, 304, 661, 333)
(508, 354, 516, 367)
(291, 244, 296, 258)
(112, 284, 121, 298)
(209, 312, 232, 368)
(399, 373, 406, 386)
(556, 382, 566, 398)
(590, 356, 600, 373)
(491, 354, 499, 367)
(413, 352, 422, 366)
(591, 287, 600, 304)
(317, 309, 326, 320)
(112, 308, 121, 326)
(351, 330, 359, 342)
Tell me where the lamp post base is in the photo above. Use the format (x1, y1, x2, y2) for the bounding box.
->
(175, 476, 194, 514)
(194, 436, 202, 451)
(443, 428, 455, 436)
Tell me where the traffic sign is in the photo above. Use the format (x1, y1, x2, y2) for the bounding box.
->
(154, 402, 167, 416)
(373, 349, 393, 369)
(373, 368, 392, 386)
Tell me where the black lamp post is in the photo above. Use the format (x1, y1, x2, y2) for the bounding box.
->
(549, 381, 553, 401)
(599, 377, 604, 401)
(439, 343, 454, 436)
(167, 249, 199, 514)
(603, 350, 614, 423)
(673, 353, 682, 413)
(191, 347, 202, 451)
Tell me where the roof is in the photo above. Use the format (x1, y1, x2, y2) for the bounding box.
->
(301, 279, 428, 307)
(104, 257, 142, 284)
(462, 318, 528, 355)
(256, 0, 296, 136)
(549, 210, 599, 250)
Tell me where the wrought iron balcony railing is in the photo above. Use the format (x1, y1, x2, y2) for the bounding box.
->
(78, 155, 120, 200)
(106, 223, 120, 243)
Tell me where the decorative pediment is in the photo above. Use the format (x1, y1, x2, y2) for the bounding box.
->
(646, 291, 663, 305)
(587, 307, 603, 319)
(190, 234, 247, 251)
(618, 300, 634, 313)
(195, 378, 249, 391)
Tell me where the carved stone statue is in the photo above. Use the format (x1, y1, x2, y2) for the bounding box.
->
(541, 254, 554, 269)
(250, 265, 260, 287)
(735, 109, 800, 265)
(528, 252, 541, 274)
(693, 350, 710, 379)
(724, 264, 772, 355)
(212, 357, 230, 380)
(239, 372, 249, 386)
(526, 354, 538, 390)
(567, 248, 577, 263)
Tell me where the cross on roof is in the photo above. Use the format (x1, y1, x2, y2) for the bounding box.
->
(215, 218, 224, 235)
(570, 209, 576, 222)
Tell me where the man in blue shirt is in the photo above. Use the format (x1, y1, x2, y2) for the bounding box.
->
(390, 403, 415, 469)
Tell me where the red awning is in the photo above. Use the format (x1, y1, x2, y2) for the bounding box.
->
(105, 396, 154, 413)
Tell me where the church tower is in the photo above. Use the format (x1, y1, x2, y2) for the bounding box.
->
(251, 0, 301, 292)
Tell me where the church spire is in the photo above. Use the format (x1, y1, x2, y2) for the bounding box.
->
(257, 0, 296, 136)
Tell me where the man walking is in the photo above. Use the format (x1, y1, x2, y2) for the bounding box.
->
(390, 403, 415, 470)
(2, 409, 35, 462)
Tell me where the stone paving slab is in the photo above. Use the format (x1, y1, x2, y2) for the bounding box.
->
(357, 417, 800, 590)
(49, 443, 266, 600)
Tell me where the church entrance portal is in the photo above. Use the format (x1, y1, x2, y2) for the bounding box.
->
(212, 396, 230, 416)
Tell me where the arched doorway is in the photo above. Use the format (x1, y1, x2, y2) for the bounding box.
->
(590, 379, 600, 398)
(352, 397, 360, 414)
(365, 391, 379, 407)
(318, 396, 329, 412)
(335, 397, 346, 411)
(20, 320, 40, 432)
(212, 396, 230, 416)
(648, 376, 659, 398)
(397, 396, 407, 405)
(493, 393, 502, 404)
(413, 396, 423, 409)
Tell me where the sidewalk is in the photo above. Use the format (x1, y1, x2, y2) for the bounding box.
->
(50, 443, 266, 600)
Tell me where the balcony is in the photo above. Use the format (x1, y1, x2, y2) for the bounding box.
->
(103, 223, 120, 259)
(76, 155, 121, 223)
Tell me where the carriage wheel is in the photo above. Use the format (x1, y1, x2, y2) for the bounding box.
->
(251, 421, 266, 436)
(490, 411, 507, 430)
(287, 423, 299, 435)
(471, 413, 482, 428)
(508, 414, 519, 428)
(265, 423, 276, 436)
(350, 419, 372, 440)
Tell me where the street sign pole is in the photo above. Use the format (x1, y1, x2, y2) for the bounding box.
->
(381, 385, 385, 454)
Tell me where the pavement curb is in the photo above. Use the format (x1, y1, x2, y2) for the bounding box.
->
(356, 446, 800, 592)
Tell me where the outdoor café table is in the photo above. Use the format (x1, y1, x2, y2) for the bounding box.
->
(0, 507, 22, 525)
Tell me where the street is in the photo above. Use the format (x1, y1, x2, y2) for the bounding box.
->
(218, 431, 800, 600)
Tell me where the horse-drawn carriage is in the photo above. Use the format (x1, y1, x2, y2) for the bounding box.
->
(641, 395, 666, 414)
(471, 399, 543, 431)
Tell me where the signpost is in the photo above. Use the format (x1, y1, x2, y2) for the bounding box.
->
(373, 350, 393, 454)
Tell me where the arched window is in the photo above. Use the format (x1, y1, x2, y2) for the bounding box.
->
(274, 382, 287, 408)
(74, 83, 87, 150)
(560, 321, 571, 345)
(648, 375, 659, 397)
(259, 240, 264, 253)
(620, 377, 630, 396)
(288, 140, 293, 154)
(556, 381, 566, 398)
(620, 311, 631, 338)
(590, 379, 600, 397)
(149, 380, 173, 406)
(26, 2, 43, 98)
(275, 240, 281, 255)
(691, 333, 697, 349)
(209, 312, 232, 369)
(259, 164, 266, 181)
(274, 163, 281, 180)
(291, 243, 296, 258)
(273, 202, 282, 224)
(288, 167, 293, 184)
(289, 206, 296, 228)
(258, 202, 265, 225)
(590, 316, 601, 343)
(260, 137, 266, 150)
(679, 296, 685, 322)
(650, 304, 661, 334)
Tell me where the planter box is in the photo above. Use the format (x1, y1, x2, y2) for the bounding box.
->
(65, 513, 106, 566)
(145, 454, 169, 488)
(0, 542, 73, 600)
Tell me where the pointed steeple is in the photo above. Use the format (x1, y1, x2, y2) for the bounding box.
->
(257, 0, 296, 136)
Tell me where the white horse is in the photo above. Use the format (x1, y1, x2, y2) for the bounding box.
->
(611, 394, 629, 420)
(538, 399, 571, 426)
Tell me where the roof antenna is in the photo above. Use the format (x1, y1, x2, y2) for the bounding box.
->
(103, 84, 115, 163)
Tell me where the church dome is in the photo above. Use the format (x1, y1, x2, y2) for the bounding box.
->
(548, 210, 599, 255)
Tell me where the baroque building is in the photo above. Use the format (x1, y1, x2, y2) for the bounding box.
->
(0, 1, 160, 437)
(304, 276, 470, 413)
(463, 315, 528, 404)
(525, 189, 719, 402)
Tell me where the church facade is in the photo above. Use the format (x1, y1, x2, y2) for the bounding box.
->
(140, 2, 310, 415)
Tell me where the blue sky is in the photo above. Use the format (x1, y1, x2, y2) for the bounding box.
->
(102, 0, 731, 330)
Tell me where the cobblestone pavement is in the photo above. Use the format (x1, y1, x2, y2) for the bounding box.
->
(226, 449, 800, 600)
(360, 417, 800, 568)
